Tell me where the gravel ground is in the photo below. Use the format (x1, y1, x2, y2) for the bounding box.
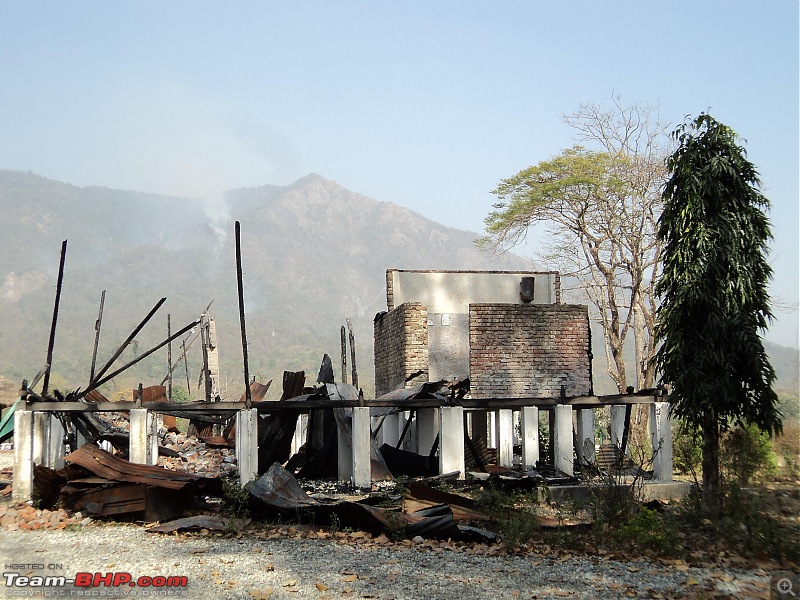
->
(0, 521, 774, 599)
(0, 450, 779, 599)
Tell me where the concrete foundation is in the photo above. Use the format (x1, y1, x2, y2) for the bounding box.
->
(553, 405, 573, 476)
(439, 406, 465, 478)
(236, 408, 259, 485)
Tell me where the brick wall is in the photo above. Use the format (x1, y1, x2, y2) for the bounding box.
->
(469, 304, 591, 398)
(373, 302, 429, 396)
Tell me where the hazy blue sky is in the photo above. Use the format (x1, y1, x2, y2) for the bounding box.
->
(1, 1, 797, 347)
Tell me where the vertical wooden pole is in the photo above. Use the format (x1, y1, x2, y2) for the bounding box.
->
(90, 290, 106, 382)
(235, 221, 252, 407)
(43, 240, 67, 395)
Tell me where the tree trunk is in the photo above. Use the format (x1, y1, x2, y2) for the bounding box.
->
(701, 410, 721, 519)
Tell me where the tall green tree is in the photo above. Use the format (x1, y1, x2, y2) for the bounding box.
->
(655, 113, 781, 518)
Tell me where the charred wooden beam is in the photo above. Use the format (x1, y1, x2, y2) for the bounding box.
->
(42, 240, 67, 395)
(89, 290, 106, 382)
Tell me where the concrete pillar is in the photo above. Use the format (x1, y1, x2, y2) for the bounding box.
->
(32, 412, 49, 466)
(513, 411, 522, 447)
(496, 409, 514, 467)
(236, 408, 259, 485)
(470, 410, 488, 447)
(650, 402, 673, 481)
(381, 413, 400, 447)
(129, 409, 157, 465)
(521, 406, 539, 469)
(439, 406, 465, 478)
(46, 414, 65, 469)
(610, 405, 627, 451)
(12, 409, 34, 502)
(416, 408, 439, 455)
(337, 415, 353, 482)
(352, 407, 371, 489)
(488, 411, 497, 448)
(291, 413, 307, 456)
(553, 405, 574, 476)
(576, 409, 596, 466)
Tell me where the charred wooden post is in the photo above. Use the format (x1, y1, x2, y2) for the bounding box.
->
(42, 240, 67, 395)
(167, 314, 172, 401)
(89, 297, 167, 389)
(340, 325, 348, 385)
(347, 318, 358, 390)
(234, 221, 251, 407)
(90, 290, 106, 382)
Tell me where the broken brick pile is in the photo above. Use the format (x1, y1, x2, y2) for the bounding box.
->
(157, 431, 237, 477)
(1, 503, 92, 532)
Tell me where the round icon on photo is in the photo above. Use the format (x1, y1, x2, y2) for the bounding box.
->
(777, 577, 796, 596)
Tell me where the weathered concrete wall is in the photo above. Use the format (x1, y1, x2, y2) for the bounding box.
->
(469, 303, 591, 399)
(373, 302, 428, 397)
(386, 269, 560, 312)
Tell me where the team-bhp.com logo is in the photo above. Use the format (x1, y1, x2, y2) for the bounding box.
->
(4, 572, 188, 595)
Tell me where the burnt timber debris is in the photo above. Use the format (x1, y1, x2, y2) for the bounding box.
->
(5, 225, 676, 544)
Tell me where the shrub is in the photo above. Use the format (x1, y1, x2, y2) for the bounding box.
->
(721, 424, 778, 486)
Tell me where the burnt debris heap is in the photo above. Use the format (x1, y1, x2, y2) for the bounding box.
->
(7, 229, 675, 528)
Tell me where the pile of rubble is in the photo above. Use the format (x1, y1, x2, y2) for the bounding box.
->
(158, 431, 237, 477)
(1, 503, 92, 531)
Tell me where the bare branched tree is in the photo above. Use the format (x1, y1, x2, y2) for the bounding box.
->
(479, 97, 669, 392)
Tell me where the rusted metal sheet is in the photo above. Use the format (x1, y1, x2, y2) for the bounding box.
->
(61, 483, 189, 522)
(65, 444, 222, 493)
(405, 481, 490, 522)
(249, 462, 392, 533)
(141, 385, 167, 403)
(147, 515, 251, 533)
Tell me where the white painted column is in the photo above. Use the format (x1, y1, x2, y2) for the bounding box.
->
(488, 411, 497, 448)
(650, 402, 673, 481)
(236, 408, 259, 485)
(416, 408, 439, 455)
(470, 410, 488, 448)
(610, 405, 627, 451)
(291, 413, 306, 455)
(12, 409, 34, 502)
(439, 406, 465, 478)
(351, 406, 372, 489)
(129, 409, 157, 465)
(337, 415, 353, 483)
(496, 409, 514, 467)
(513, 411, 522, 447)
(553, 405, 574, 476)
(32, 412, 48, 466)
(381, 413, 400, 447)
(46, 414, 65, 469)
(521, 406, 539, 469)
(576, 409, 596, 466)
